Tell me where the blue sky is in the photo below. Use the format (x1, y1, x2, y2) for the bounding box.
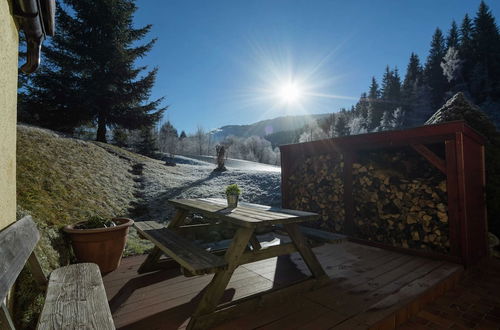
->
(134, 1, 500, 134)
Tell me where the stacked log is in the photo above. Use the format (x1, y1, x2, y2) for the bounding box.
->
(287, 153, 345, 232)
(352, 151, 449, 253)
(286, 147, 450, 254)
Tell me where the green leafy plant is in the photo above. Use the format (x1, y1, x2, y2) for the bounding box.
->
(225, 184, 241, 196)
(76, 215, 116, 229)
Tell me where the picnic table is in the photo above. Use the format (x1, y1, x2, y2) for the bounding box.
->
(134, 198, 329, 330)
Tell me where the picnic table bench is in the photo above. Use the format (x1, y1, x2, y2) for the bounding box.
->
(0, 216, 114, 330)
(135, 198, 336, 330)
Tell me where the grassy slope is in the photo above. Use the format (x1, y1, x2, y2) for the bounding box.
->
(17, 125, 137, 226)
(15, 125, 153, 328)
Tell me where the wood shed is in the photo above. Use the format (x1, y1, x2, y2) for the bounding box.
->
(280, 120, 488, 266)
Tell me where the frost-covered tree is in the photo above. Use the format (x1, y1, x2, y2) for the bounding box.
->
(158, 121, 178, 157)
(392, 107, 405, 128)
(299, 121, 328, 142)
(194, 126, 206, 155)
(350, 117, 367, 135)
(441, 47, 463, 83)
(379, 111, 394, 131)
(317, 113, 336, 138)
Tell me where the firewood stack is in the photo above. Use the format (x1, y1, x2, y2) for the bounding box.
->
(352, 152, 449, 253)
(286, 147, 450, 254)
(288, 153, 345, 232)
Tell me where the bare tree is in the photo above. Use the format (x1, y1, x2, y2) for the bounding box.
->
(194, 126, 205, 155)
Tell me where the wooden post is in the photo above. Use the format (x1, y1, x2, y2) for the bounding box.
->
(445, 139, 461, 259)
(137, 208, 189, 274)
(284, 223, 327, 280)
(188, 227, 254, 330)
(343, 152, 355, 236)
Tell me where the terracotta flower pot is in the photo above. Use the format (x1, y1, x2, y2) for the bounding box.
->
(63, 218, 134, 274)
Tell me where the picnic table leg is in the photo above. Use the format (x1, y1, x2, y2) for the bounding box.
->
(137, 209, 189, 274)
(137, 247, 163, 274)
(284, 223, 328, 282)
(188, 227, 254, 330)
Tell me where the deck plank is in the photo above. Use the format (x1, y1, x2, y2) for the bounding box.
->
(103, 242, 462, 330)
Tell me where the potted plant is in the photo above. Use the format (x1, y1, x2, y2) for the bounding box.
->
(63, 215, 134, 274)
(226, 184, 241, 208)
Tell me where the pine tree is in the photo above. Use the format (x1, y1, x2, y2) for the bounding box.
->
(459, 14, 475, 87)
(424, 28, 449, 110)
(368, 77, 380, 100)
(446, 20, 460, 49)
(112, 128, 129, 148)
(137, 126, 158, 157)
(334, 112, 350, 137)
(402, 53, 423, 92)
(179, 131, 187, 139)
(470, 1, 500, 104)
(22, 0, 166, 142)
(401, 53, 421, 127)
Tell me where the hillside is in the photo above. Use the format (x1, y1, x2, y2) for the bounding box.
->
(16, 124, 282, 328)
(209, 113, 329, 141)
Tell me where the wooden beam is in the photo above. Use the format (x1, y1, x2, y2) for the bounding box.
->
(249, 235, 262, 251)
(0, 216, 40, 303)
(27, 252, 48, 288)
(137, 247, 164, 274)
(167, 209, 189, 229)
(239, 243, 297, 264)
(411, 144, 446, 174)
(0, 303, 15, 330)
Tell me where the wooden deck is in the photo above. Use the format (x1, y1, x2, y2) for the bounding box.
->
(103, 242, 463, 329)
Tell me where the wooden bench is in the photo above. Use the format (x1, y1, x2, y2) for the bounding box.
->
(134, 221, 227, 276)
(0, 216, 114, 330)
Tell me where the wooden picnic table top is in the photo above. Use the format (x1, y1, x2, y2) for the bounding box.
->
(168, 198, 319, 228)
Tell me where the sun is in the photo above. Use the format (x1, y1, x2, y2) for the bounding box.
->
(277, 82, 303, 104)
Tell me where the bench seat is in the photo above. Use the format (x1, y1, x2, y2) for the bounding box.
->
(37, 263, 114, 330)
(135, 221, 227, 276)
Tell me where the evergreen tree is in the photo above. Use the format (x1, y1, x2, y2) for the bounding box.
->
(113, 128, 129, 148)
(424, 28, 449, 110)
(137, 126, 158, 157)
(446, 20, 460, 49)
(22, 0, 166, 142)
(179, 131, 187, 139)
(334, 112, 350, 137)
(459, 14, 475, 87)
(368, 77, 380, 100)
(402, 53, 423, 92)
(470, 1, 500, 104)
(380, 66, 402, 116)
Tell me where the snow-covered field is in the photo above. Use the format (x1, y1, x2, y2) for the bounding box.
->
(137, 155, 282, 222)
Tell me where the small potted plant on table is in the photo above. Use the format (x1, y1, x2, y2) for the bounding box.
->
(63, 216, 134, 274)
(226, 184, 241, 208)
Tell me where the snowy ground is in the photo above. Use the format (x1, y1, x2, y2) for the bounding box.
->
(136, 155, 282, 223)
(183, 155, 281, 172)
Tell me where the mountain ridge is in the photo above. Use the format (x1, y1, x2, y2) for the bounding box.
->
(209, 113, 329, 141)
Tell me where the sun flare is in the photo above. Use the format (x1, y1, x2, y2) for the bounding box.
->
(277, 82, 303, 104)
